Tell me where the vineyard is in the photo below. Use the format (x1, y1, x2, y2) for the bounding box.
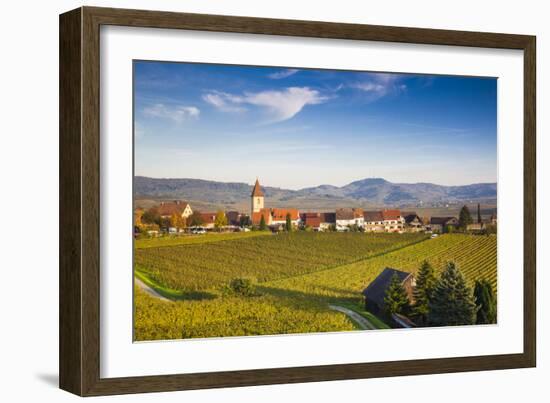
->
(135, 232, 428, 291)
(134, 233, 497, 341)
(135, 230, 271, 249)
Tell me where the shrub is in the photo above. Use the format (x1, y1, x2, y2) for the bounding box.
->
(229, 278, 257, 297)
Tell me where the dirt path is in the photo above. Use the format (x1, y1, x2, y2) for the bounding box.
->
(329, 305, 376, 330)
(135, 277, 172, 302)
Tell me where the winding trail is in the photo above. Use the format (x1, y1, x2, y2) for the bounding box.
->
(135, 277, 172, 302)
(329, 305, 376, 330)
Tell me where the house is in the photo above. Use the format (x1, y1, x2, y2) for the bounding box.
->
(467, 222, 485, 232)
(402, 212, 424, 232)
(467, 212, 497, 232)
(363, 211, 385, 232)
(271, 208, 300, 225)
(319, 212, 336, 231)
(353, 208, 364, 227)
(362, 267, 416, 315)
(199, 212, 217, 229)
(382, 209, 405, 232)
(225, 211, 242, 226)
(301, 212, 322, 230)
(158, 200, 193, 220)
(300, 212, 337, 231)
(251, 208, 273, 226)
(335, 209, 354, 230)
(430, 216, 459, 233)
(335, 208, 364, 230)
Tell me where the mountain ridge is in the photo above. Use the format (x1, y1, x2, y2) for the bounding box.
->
(134, 176, 497, 209)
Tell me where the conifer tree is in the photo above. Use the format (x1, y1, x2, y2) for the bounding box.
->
(412, 261, 437, 325)
(285, 213, 292, 232)
(477, 203, 482, 224)
(259, 214, 267, 231)
(384, 273, 411, 317)
(459, 205, 473, 230)
(189, 211, 204, 227)
(429, 262, 477, 326)
(474, 279, 497, 324)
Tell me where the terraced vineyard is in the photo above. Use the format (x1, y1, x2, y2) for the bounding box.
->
(134, 233, 497, 341)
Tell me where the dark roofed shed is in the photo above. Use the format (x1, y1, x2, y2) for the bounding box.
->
(362, 267, 415, 314)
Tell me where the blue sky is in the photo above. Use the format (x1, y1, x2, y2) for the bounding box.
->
(134, 61, 497, 189)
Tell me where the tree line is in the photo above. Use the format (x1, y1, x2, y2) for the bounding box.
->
(384, 260, 497, 327)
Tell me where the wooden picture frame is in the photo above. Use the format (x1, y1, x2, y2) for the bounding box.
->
(59, 6, 536, 396)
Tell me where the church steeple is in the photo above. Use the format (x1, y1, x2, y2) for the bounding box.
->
(251, 178, 264, 197)
(251, 178, 265, 214)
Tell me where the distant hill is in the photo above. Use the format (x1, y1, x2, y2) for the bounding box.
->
(134, 176, 497, 210)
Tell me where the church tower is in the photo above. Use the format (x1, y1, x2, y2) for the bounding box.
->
(251, 178, 264, 214)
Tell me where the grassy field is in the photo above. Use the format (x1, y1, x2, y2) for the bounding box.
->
(134, 233, 497, 341)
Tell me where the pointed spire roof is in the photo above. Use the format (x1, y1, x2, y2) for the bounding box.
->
(251, 178, 264, 197)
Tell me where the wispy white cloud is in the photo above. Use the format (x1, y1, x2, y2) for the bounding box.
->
(203, 87, 328, 123)
(352, 82, 387, 93)
(244, 87, 328, 123)
(268, 69, 299, 79)
(143, 103, 200, 123)
(350, 73, 407, 100)
(202, 92, 247, 113)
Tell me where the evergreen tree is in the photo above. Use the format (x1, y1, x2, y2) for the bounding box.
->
(477, 203, 482, 224)
(259, 214, 267, 231)
(412, 261, 437, 325)
(285, 213, 292, 232)
(474, 279, 497, 324)
(239, 215, 251, 227)
(429, 262, 477, 326)
(189, 211, 204, 227)
(384, 273, 411, 317)
(458, 205, 473, 230)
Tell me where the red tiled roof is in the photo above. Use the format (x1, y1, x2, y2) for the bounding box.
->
(382, 209, 401, 221)
(251, 208, 272, 225)
(301, 212, 321, 228)
(364, 211, 384, 222)
(336, 208, 355, 220)
(200, 212, 217, 224)
(272, 208, 300, 221)
(251, 178, 264, 197)
(158, 201, 189, 216)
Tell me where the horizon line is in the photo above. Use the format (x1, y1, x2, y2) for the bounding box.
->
(134, 175, 497, 189)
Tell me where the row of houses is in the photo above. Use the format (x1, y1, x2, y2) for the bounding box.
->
(250, 178, 418, 233)
(301, 208, 412, 233)
(135, 179, 496, 233)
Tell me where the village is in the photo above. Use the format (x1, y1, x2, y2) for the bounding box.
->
(134, 178, 497, 237)
(132, 178, 498, 330)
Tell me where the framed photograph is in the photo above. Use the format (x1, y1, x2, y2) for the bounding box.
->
(59, 6, 536, 396)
